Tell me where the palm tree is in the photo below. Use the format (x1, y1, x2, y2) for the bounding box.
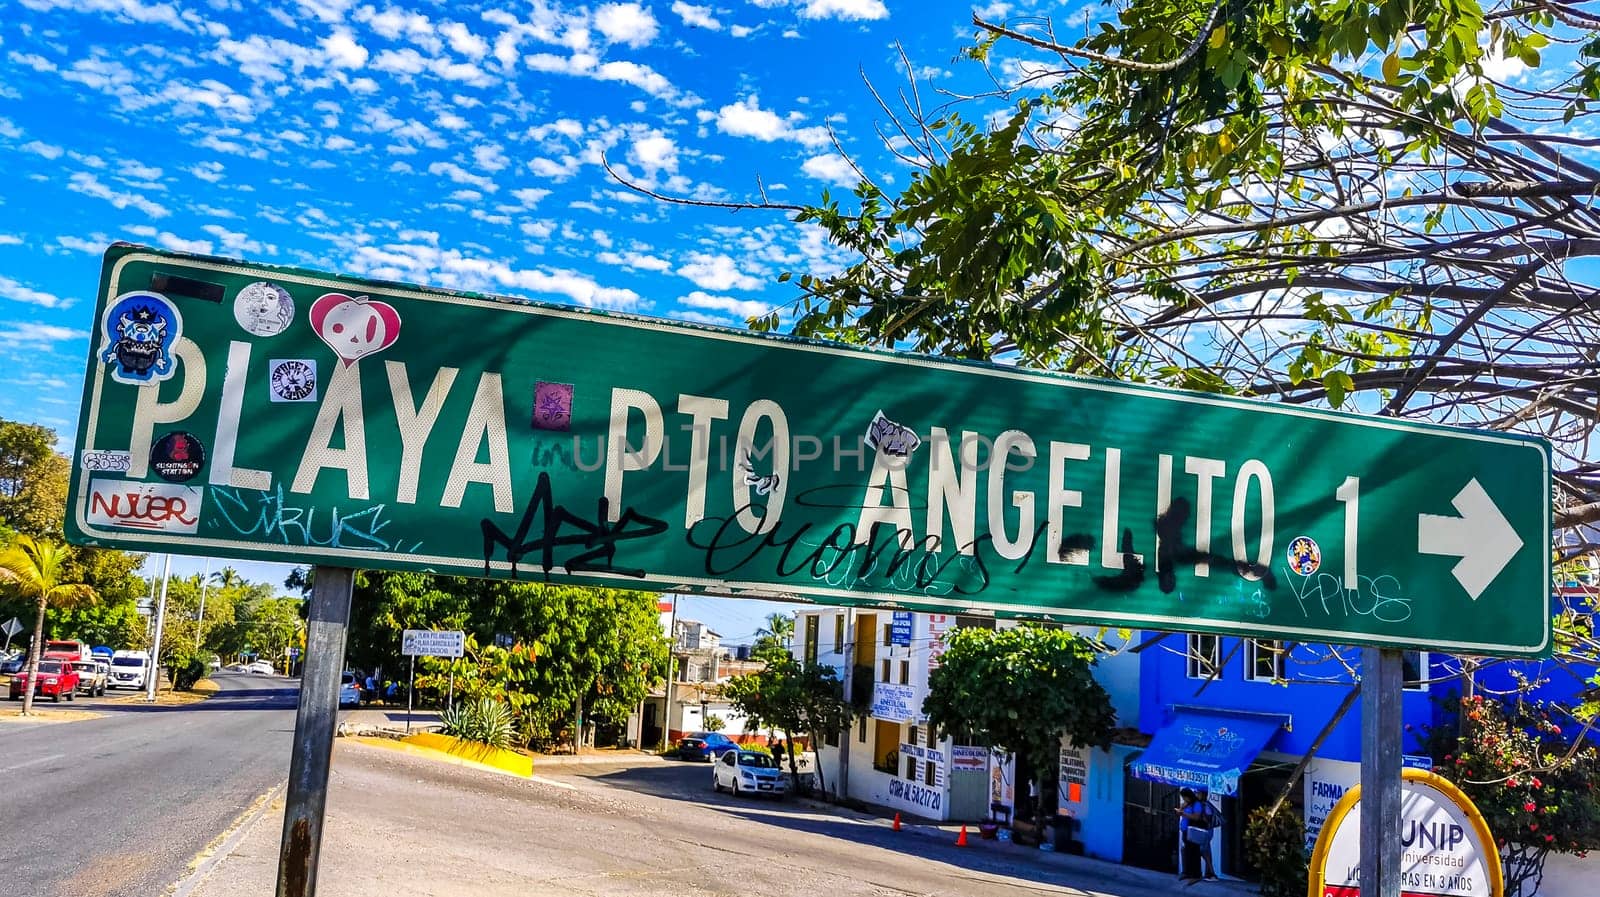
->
(210, 566, 242, 589)
(0, 536, 95, 715)
(756, 612, 794, 646)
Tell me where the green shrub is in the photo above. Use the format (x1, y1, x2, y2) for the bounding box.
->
(439, 697, 515, 749)
(704, 714, 725, 732)
(1245, 807, 1308, 897)
(168, 654, 209, 691)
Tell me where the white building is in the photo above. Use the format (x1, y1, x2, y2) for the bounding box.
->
(792, 607, 1141, 836)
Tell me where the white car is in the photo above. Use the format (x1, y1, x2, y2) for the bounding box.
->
(711, 749, 789, 798)
(246, 660, 276, 676)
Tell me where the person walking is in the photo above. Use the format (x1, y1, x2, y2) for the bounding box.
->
(1175, 789, 1199, 881)
(1181, 788, 1220, 881)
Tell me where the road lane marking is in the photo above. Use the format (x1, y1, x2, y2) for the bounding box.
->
(0, 752, 65, 773)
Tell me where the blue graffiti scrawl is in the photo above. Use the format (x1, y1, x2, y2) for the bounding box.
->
(99, 291, 182, 385)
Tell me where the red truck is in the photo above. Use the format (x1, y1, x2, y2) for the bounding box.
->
(8, 659, 81, 702)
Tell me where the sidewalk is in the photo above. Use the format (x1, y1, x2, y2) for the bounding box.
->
(787, 793, 1254, 897)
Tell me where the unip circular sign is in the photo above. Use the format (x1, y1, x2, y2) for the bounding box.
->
(1309, 769, 1502, 897)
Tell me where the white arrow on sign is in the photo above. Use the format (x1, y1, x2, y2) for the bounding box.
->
(1418, 478, 1523, 601)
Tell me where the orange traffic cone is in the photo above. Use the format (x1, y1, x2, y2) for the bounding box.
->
(892, 813, 902, 832)
(955, 825, 969, 847)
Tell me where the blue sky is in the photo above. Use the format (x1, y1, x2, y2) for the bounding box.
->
(0, 0, 1045, 625)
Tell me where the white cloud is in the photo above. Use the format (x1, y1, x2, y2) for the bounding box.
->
(0, 274, 70, 308)
(801, 153, 857, 186)
(715, 96, 828, 147)
(594, 3, 659, 48)
(0, 236, 22, 246)
(321, 29, 369, 69)
(66, 172, 169, 219)
(325, 135, 356, 151)
(596, 60, 676, 100)
(0, 321, 86, 347)
(474, 143, 510, 172)
(679, 290, 769, 317)
(441, 21, 489, 59)
(730, 24, 753, 37)
(56, 235, 108, 254)
(201, 223, 273, 256)
(19, 0, 189, 31)
(800, 0, 886, 19)
(429, 161, 497, 192)
(629, 132, 678, 174)
(671, 1, 721, 29)
(678, 252, 762, 290)
(512, 187, 551, 207)
(152, 231, 214, 254)
(598, 250, 672, 272)
(22, 141, 63, 160)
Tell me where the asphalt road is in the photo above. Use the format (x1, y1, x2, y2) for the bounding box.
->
(0, 673, 299, 897)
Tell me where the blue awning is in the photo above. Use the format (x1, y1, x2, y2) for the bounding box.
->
(1129, 708, 1285, 797)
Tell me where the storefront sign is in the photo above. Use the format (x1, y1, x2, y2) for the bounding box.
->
(927, 615, 952, 671)
(1309, 769, 1503, 897)
(1306, 761, 1360, 851)
(1059, 741, 1090, 804)
(890, 611, 913, 647)
(886, 777, 942, 817)
(400, 629, 466, 658)
(870, 682, 919, 721)
(951, 745, 987, 771)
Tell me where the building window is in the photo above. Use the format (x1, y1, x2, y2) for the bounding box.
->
(804, 615, 819, 665)
(1245, 639, 1286, 682)
(899, 659, 910, 685)
(1186, 634, 1221, 680)
(825, 727, 839, 747)
(881, 658, 891, 682)
(925, 760, 937, 786)
(1403, 651, 1429, 691)
(834, 614, 845, 654)
(882, 622, 893, 646)
(857, 716, 867, 743)
(908, 725, 919, 746)
(873, 719, 900, 772)
(905, 753, 919, 780)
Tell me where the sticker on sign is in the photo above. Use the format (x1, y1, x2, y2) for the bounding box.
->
(400, 629, 465, 658)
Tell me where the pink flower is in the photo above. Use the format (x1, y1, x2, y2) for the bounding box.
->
(1525, 802, 1538, 813)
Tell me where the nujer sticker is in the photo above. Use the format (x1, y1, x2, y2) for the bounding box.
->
(234, 281, 295, 337)
(99, 291, 182, 385)
(310, 292, 401, 365)
(269, 359, 318, 403)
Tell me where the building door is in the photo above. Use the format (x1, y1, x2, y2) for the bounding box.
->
(1122, 772, 1183, 873)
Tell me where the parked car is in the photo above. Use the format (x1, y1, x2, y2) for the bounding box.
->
(9, 659, 81, 702)
(675, 731, 738, 761)
(246, 660, 276, 676)
(72, 659, 109, 696)
(0, 654, 25, 676)
(108, 650, 150, 689)
(339, 672, 362, 708)
(711, 749, 788, 797)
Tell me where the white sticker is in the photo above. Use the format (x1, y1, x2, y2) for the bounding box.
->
(234, 282, 295, 337)
(85, 478, 202, 534)
(865, 410, 921, 457)
(268, 359, 318, 403)
(79, 449, 132, 473)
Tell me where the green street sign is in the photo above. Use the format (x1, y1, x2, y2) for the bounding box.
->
(66, 245, 1552, 656)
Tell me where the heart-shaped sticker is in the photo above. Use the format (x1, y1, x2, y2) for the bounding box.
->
(309, 293, 401, 366)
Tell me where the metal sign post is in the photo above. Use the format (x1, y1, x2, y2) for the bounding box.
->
(406, 655, 415, 735)
(1, 616, 22, 652)
(143, 554, 171, 703)
(276, 566, 354, 897)
(1359, 647, 1404, 897)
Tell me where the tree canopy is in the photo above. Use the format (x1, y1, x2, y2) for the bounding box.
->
(923, 625, 1115, 821)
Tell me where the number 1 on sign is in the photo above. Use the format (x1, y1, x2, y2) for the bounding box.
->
(1336, 476, 1359, 585)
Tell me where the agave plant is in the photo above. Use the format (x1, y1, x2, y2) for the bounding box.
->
(440, 697, 515, 749)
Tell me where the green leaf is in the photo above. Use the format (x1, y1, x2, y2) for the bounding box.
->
(1323, 370, 1355, 408)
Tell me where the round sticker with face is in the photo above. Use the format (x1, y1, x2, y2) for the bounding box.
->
(1287, 536, 1321, 576)
(309, 292, 401, 366)
(150, 431, 206, 483)
(234, 282, 295, 337)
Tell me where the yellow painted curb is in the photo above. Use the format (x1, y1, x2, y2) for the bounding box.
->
(343, 733, 533, 778)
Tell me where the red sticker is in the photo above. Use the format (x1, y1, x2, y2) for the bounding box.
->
(309, 292, 401, 366)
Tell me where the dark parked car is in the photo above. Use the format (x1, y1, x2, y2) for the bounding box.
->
(675, 732, 738, 761)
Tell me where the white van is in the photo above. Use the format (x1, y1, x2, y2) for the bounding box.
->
(109, 650, 150, 689)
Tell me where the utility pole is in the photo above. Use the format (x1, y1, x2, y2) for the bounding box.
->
(196, 558, 211, 653)
(144, 554, 172, 703)
(660, 594, 678, 752)
(837, 607, 855, 800)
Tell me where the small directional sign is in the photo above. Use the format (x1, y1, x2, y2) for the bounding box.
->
(1, 617, 21, 639)
(65, 246, 1553, 657)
